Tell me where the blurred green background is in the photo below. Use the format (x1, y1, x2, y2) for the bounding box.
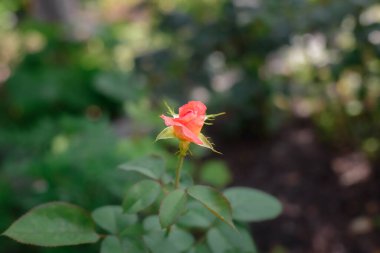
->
(1, 0, 380, 252)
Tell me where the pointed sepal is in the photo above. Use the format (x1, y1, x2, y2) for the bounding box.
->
(206, 112, 226, 120)
(198, 133, 222, 154)
(164, 101, 177, 117)
(156, 127, 176, 142)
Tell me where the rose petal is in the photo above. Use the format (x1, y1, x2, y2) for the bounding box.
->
(160, 115, 181, 127)
(160, 115, 203, 144)
(173, 125, 203, 145)
(179, 101, 207, 117)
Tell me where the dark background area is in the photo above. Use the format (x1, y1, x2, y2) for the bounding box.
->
(0, 0, 380, 252)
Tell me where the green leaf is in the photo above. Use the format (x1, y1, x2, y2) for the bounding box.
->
(187, 185, 234, 229)
(168, 228, 195, 252)
(2, 202, 99, 247)
(143, 231, 178, 253)
(143, 215, 161, 231)
(207, 224, 257, 253)
(207, 228, 231, 253)
(120, 223, 145, 238)
(122, 238, 148, 253)
(92, 206, 137, 234)
(159, 189, 187, 228)
(178, 201, 215, 229)
(123, 180, 161, 213)
(101, 236, 145, 253)
(119, 155, 165, 180)
(189, 244, 213, 253)
(143, 228, 194, 253)
(200, 160, 232, 188)
(224, 187, 282, 222)
(101, 236, 126, 253)
(156, 126, 175, 141)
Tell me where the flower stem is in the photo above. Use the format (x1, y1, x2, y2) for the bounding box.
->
(175, 141, 189, 189)
(175, 154, 185, 189)
(165, 226, 172, 237)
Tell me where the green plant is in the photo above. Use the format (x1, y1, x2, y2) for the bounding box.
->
(2, 101, 282, 253)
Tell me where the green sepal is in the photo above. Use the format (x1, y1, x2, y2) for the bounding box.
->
(205, 112, 225, 121)
(156, 127, 176, 141)
(164, 101, 177, 117)
(198, 134, 222, 154)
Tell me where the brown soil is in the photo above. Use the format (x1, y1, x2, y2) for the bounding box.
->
(219, 121, 380, 253)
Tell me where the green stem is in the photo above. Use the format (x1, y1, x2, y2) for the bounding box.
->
(175, 141, 189, 189)
(165, 226, 172, 237)
(175, 154, 185, 189)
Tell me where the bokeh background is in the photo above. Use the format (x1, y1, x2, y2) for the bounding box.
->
(1, 0, 380, 252)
